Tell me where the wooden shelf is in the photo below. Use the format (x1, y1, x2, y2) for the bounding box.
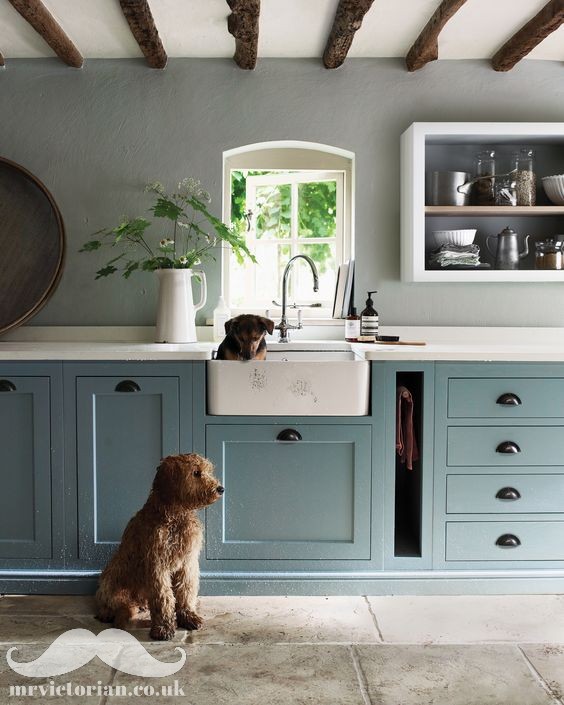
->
(426, 206, 564, 216)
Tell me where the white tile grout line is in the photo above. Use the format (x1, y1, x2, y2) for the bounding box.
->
(517, 646, 564, 705)
(349, 645, 373, 705)
(363, 596, 385, 643)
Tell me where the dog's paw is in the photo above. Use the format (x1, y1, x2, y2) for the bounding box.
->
(95, 609, 114, 623)
(176, 610, 203, 631)
(149, 624, 176, 641)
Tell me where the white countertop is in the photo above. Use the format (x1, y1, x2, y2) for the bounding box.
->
(0, 342, 212, 361)
(1, 327, 564, 361)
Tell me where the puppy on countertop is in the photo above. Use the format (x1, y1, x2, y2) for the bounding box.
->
(215, 314, 275, 360)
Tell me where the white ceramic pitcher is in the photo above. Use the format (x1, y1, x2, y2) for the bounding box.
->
(155, 269, 207, 343)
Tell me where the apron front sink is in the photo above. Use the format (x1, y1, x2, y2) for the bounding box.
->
(207, 350, 370, 416)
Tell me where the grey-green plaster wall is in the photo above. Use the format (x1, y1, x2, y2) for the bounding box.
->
(3, 57, 564, 327)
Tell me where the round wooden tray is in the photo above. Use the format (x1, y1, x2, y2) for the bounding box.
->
(0, 158, 65, 334)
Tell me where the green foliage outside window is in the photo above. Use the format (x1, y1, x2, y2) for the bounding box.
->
(230, 171, 337, 274)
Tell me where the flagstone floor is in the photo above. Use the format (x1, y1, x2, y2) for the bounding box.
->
(1, 594, 564, 704)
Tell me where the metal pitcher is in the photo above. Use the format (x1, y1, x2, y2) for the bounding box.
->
(486, 227, 530, 270)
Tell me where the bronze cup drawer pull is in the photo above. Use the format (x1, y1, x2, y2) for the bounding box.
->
(495, 487, 521, 501)
(277, 428, 302, 442)
(0, 380, 16, 392)
(496, 393, 522, 406)
(115, 380, 141, 393)
(495, 533, 521, 548)
(496, 441, 521, 454)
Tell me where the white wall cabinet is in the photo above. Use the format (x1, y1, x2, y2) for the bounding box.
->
(401, 122, 564, 282)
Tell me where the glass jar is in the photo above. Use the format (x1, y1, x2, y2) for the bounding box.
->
(474, 150, 496, 206)
(535, 238, 563, 270)
(513, 148, 536, 206)
(494, 174, 517, 206)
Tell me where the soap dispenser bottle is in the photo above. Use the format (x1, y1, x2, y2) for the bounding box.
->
(361, 291, 379, 338)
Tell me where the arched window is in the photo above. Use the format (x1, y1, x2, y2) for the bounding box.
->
(223, 141, 354, 318)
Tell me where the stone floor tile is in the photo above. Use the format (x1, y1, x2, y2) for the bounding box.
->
(0, 616, 94, 644)
(356, 644, 556, 705)
(187, 596, 380, 644)
(110, 644, 365, 705)
(366, 595, 564, 643)
(0, 645, 112, 704)
(520, 644, 564, 700)
(0, 595, 96, 616)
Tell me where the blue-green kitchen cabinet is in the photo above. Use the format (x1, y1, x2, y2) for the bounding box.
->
(0, 363, 64, 568)
(203, 423, 373, 568)
(433, 362, 564, 571)
(63, 362, 193, 568)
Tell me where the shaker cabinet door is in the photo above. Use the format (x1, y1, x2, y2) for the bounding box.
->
(75, 375, 180, 564)
(205, 424, 372, 561)
(0, 376, 52, 559)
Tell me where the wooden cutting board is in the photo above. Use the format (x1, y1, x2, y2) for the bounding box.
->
(0, 158, 65, 334)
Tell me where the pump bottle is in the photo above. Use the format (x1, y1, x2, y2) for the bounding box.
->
(360, 291, 379, 338)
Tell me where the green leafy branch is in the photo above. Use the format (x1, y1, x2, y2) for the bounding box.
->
(80, 178, 257, 279)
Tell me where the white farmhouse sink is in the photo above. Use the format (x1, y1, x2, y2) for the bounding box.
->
(207, 350, 370, 416)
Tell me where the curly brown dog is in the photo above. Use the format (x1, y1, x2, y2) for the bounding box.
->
(95, 453, 224, 641)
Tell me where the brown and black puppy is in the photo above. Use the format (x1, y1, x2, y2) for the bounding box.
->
(216, 314, 275, 360)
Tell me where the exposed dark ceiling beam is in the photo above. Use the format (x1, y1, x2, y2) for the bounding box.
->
(7, 0, 83, 68)
(406, 0, 468, 72)
(119, 0, 167, 69)
(492, 0, 564, 72)
(226, 0, 261, 70)
(323, 0, 375, 69)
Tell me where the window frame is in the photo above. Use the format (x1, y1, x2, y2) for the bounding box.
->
(222, 142, 354, 320)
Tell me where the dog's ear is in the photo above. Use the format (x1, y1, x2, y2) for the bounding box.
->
(153, 456, 179, 504)
(224, 318, 234, 335)
(259, 317, 275, 335)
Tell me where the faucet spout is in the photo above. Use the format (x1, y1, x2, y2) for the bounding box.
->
(276, 254, 319, 343)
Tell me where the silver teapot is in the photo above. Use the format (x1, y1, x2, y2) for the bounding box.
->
(486, 227, 530, 270)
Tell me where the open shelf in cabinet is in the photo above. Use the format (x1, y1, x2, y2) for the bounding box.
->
(401, 122, 564, 282)
(426, 206, 564, 216)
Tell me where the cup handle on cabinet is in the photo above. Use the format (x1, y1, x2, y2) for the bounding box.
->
(496, 393, 522, 406)
(277, 429, 302, 442)
(496, 441, 521, 454)
(495, 487, 521, 501)
(495, 534, 521, 548)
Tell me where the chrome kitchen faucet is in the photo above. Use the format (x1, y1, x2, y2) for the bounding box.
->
(275, 254, 319, 343)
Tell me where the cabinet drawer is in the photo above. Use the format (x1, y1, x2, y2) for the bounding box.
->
(446, 474, 564, 514)
(448, 378, 564, 419)
(447, 426, 564, 466)
(205, 424, 371, 561)
(446, 521, 564, 561)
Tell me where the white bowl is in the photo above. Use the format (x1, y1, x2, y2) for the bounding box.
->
(542, 175, 564, 205)
(431, 229, 477, 248)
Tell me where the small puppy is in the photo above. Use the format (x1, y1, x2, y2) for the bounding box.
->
(216, 314, 275, 361)
(95, 453, 224, 641)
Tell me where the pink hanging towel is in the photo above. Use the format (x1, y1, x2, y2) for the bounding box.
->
(396, 386, 419, 470)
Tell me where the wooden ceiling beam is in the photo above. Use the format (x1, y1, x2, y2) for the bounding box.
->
(119, 0, 167, 69)
(492, 0, 564, 72)
(323, 0, 375, 69)
(7, 0, 83, 68)
(226, 0, 260, 70)
(406, 0, 468, 72)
